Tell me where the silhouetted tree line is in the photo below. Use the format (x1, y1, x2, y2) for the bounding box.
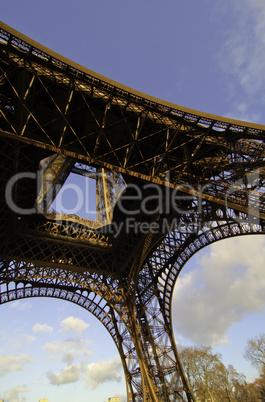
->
(179, 333, 265, 401)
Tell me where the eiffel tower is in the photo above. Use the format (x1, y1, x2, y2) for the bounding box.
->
(0, 21, 264, 401)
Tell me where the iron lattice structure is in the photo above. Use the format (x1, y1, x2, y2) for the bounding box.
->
(0, 22, 265, 401)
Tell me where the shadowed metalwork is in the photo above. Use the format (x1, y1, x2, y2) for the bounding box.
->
(0, 21, 264, 401)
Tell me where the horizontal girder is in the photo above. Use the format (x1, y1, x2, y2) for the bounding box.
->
(0, 21, 265, 218)
(1, 21, 265, 402)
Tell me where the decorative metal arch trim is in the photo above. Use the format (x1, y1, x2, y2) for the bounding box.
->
(158, 220, 264, 325)
(0, 280, 140, 399)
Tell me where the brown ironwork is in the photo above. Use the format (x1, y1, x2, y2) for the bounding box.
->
(0, 21, 264, 401)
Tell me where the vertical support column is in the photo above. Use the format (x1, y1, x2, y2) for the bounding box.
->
(102, 168, 112, 222)
(129, 288, 196, 401)
(127, 303, 160, 402)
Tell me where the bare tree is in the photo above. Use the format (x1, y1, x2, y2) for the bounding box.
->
(179, 345, 244, 401)
(244, 332, 265, 372)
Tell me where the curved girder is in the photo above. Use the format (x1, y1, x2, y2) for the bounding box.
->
(138, 217, 264, 325)
(1, 21, 265, 221)
(0, 259, 147, 399)
(131, 215, 264, 401)
(0, 21, 265, 401)
(0, 257, 197, 400)
(157, 221, 263, 323)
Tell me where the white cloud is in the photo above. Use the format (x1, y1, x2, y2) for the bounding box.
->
(86, 356, 122, 389)
(4, 385, 29, 402)
(10, 301, 32, 311)
(224, 102, 261, 125)
(19, 334, 36, 346)
(215, 0, 265, 122)
(221, 1, 265, 93)
(113, 394, 127, 402)
(44, 336, 95, 386)
(5, 332, 36, 352)
(60, 316, 89, 336)
(0, 354, 33, 377)
(46, 355, 123, 388)
(173, 235, 265, 346)
(33, 323, 53, 334)
(47, 363, 82, 385)
(43, 335, 122, 389)
(43, 338, 92, 364)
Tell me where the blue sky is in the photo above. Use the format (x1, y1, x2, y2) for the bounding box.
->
(1, 1, 265, 401)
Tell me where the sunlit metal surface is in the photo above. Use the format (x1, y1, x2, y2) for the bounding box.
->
(0, 21, 264, 401)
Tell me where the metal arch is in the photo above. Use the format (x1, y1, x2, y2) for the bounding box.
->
(0, 285, 135, 400)
(0, 136, 193, 399)
(131, 215, 265, 401)
(0, 20, 265, 220)
(131, 220, 264, 398)
(155, 220, 264, 323)
(137, 215, 264, 327)
(0, 257, 193, 401)
(0, 260, 142, 400)
(0, 21, 265, 401)
(0, 258, 195, 400)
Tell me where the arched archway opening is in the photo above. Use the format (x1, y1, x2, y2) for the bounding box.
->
(0, 297, 127, 402)
(172, 234, 265, 382)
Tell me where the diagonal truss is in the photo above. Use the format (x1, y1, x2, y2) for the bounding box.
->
(0, 21, 265, 401)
